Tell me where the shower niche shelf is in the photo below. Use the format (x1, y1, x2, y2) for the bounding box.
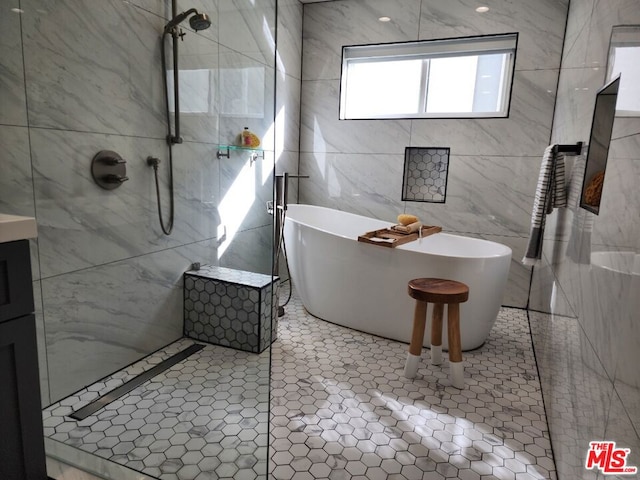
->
(216, 145, 265, 160)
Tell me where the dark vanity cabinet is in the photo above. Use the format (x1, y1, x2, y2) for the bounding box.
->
(0, 239, 47, 480)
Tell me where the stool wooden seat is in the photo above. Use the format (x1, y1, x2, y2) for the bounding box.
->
(403, 278, 469, 388)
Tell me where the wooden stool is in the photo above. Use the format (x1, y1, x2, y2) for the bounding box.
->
(403, 278, 469, 388)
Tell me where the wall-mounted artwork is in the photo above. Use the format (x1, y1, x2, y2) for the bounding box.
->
(402, 147, 450, 203)
(580, 76, 620, 214)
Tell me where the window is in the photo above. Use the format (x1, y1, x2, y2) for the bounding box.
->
(607, 26, 640, 116)
(339, 33, 518, 120)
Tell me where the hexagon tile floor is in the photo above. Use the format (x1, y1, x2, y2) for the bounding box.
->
(44, 288, 557, 480)
(43, 338, 271, 480)
(269, 293, 557, 480)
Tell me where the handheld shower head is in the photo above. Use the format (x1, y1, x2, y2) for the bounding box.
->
(164, 8, 211, 33)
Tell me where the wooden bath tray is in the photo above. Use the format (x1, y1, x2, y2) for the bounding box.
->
(357, 225, 442, 248)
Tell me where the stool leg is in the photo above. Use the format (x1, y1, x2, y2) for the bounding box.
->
(447, 303, 464, 388)
(404, 300, 427, 379)
(430, 303, 444, 365)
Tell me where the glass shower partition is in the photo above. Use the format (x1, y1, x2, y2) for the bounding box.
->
(35, 0, 279, 479)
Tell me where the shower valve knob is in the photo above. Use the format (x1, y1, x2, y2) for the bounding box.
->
(91, 150, 128, 190)
(105, 157, 126, 165)
(105, 174, 129, 184)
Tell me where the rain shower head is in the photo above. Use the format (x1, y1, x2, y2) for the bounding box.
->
(164, 8, 211, 33)
(189, 12, 211, 31)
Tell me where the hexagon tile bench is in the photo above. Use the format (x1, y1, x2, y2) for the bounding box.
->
(183, 265, 279, 353)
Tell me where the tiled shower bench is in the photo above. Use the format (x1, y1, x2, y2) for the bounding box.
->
(183, 265, 279, 353)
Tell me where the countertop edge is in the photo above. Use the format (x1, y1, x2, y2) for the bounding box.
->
(0, 214, 38, 243)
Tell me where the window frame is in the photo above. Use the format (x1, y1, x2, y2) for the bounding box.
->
(339, 33, 519, 120)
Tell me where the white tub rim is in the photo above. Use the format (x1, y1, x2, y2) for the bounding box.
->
(284, 204, 512, 260)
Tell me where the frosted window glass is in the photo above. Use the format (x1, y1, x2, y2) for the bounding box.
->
(339, 34, 516, 119)
(426, 56, 478, 113)
(609, 46, 640, 114)
(344, 60, 423, 118)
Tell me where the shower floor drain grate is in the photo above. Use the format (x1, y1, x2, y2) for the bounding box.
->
(68, 343, 205, 421)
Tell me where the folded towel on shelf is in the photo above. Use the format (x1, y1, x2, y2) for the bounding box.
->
(523, 145, 567, 266)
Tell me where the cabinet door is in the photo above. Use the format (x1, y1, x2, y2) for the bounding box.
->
(0, 240, 34, 323)
(0, 314, 47, 480)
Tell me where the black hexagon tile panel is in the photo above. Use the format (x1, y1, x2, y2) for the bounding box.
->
(402, 147, 450, 203)
(184, 266, 279, 353)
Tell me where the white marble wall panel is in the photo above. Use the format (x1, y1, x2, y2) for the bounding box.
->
(0, 2, 27, 126)
(218, 47, 276, 147)
(410, 70, 557, 157)
(275, 150, 301, 204)
(602, 391, 640, 478)
(418, 0, 568, 71)
(539, 0, 640, 462)
(415, 155, 539, 236)
(473, 234, 533, 309)
(300, 80, 412, 154)
(30, 129, 219, 278)
(551, 66, 605, 145)
(585, 0, 640, 69)
(302, 0, 421, 81)
(299, 152, 405, 222)
(528, 241, 579, 318)
(276, 0, 303, 79)
(0, 126, 35, 220)
(219, 225, 273, 276)
(219, 149, 274, 236)
(529, 311, 612, 480)
(560, 0, 595, 68)
(0, 125, 41, 279)
(21, 0, 166, 138)
(218, 0, 276, 67)
(168, 32, 221, 145)
(44, 238, 220, 402)
(275, 71, 301, 153)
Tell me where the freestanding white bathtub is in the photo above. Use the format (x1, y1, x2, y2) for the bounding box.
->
(283, 204, 512, 350)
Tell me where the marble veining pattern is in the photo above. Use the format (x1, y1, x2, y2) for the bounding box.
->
(43, 238, 221, 402)
(0, 1, 27, 126)
(302, 0, 421, 81)
(300, 80, 412, 155)
(22, 0, 167, 137)
(30, 128, 219, 278)
(276, 0, 303, 80)
(418, 0, 568, 72)
(528, 311, 637, 480)
(218, 0, 277, 67)
(409, 71, 558, 158)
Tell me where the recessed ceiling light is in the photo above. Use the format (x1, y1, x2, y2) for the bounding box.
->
(378, 16, 391, 22)
(11, 7, 24, 13)
(475, 6, 489, 13)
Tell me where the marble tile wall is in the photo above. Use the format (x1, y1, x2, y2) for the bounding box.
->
(529, 0, 640, 477)
(299, 0, 569, 308)
(0, 0, 280, 403)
